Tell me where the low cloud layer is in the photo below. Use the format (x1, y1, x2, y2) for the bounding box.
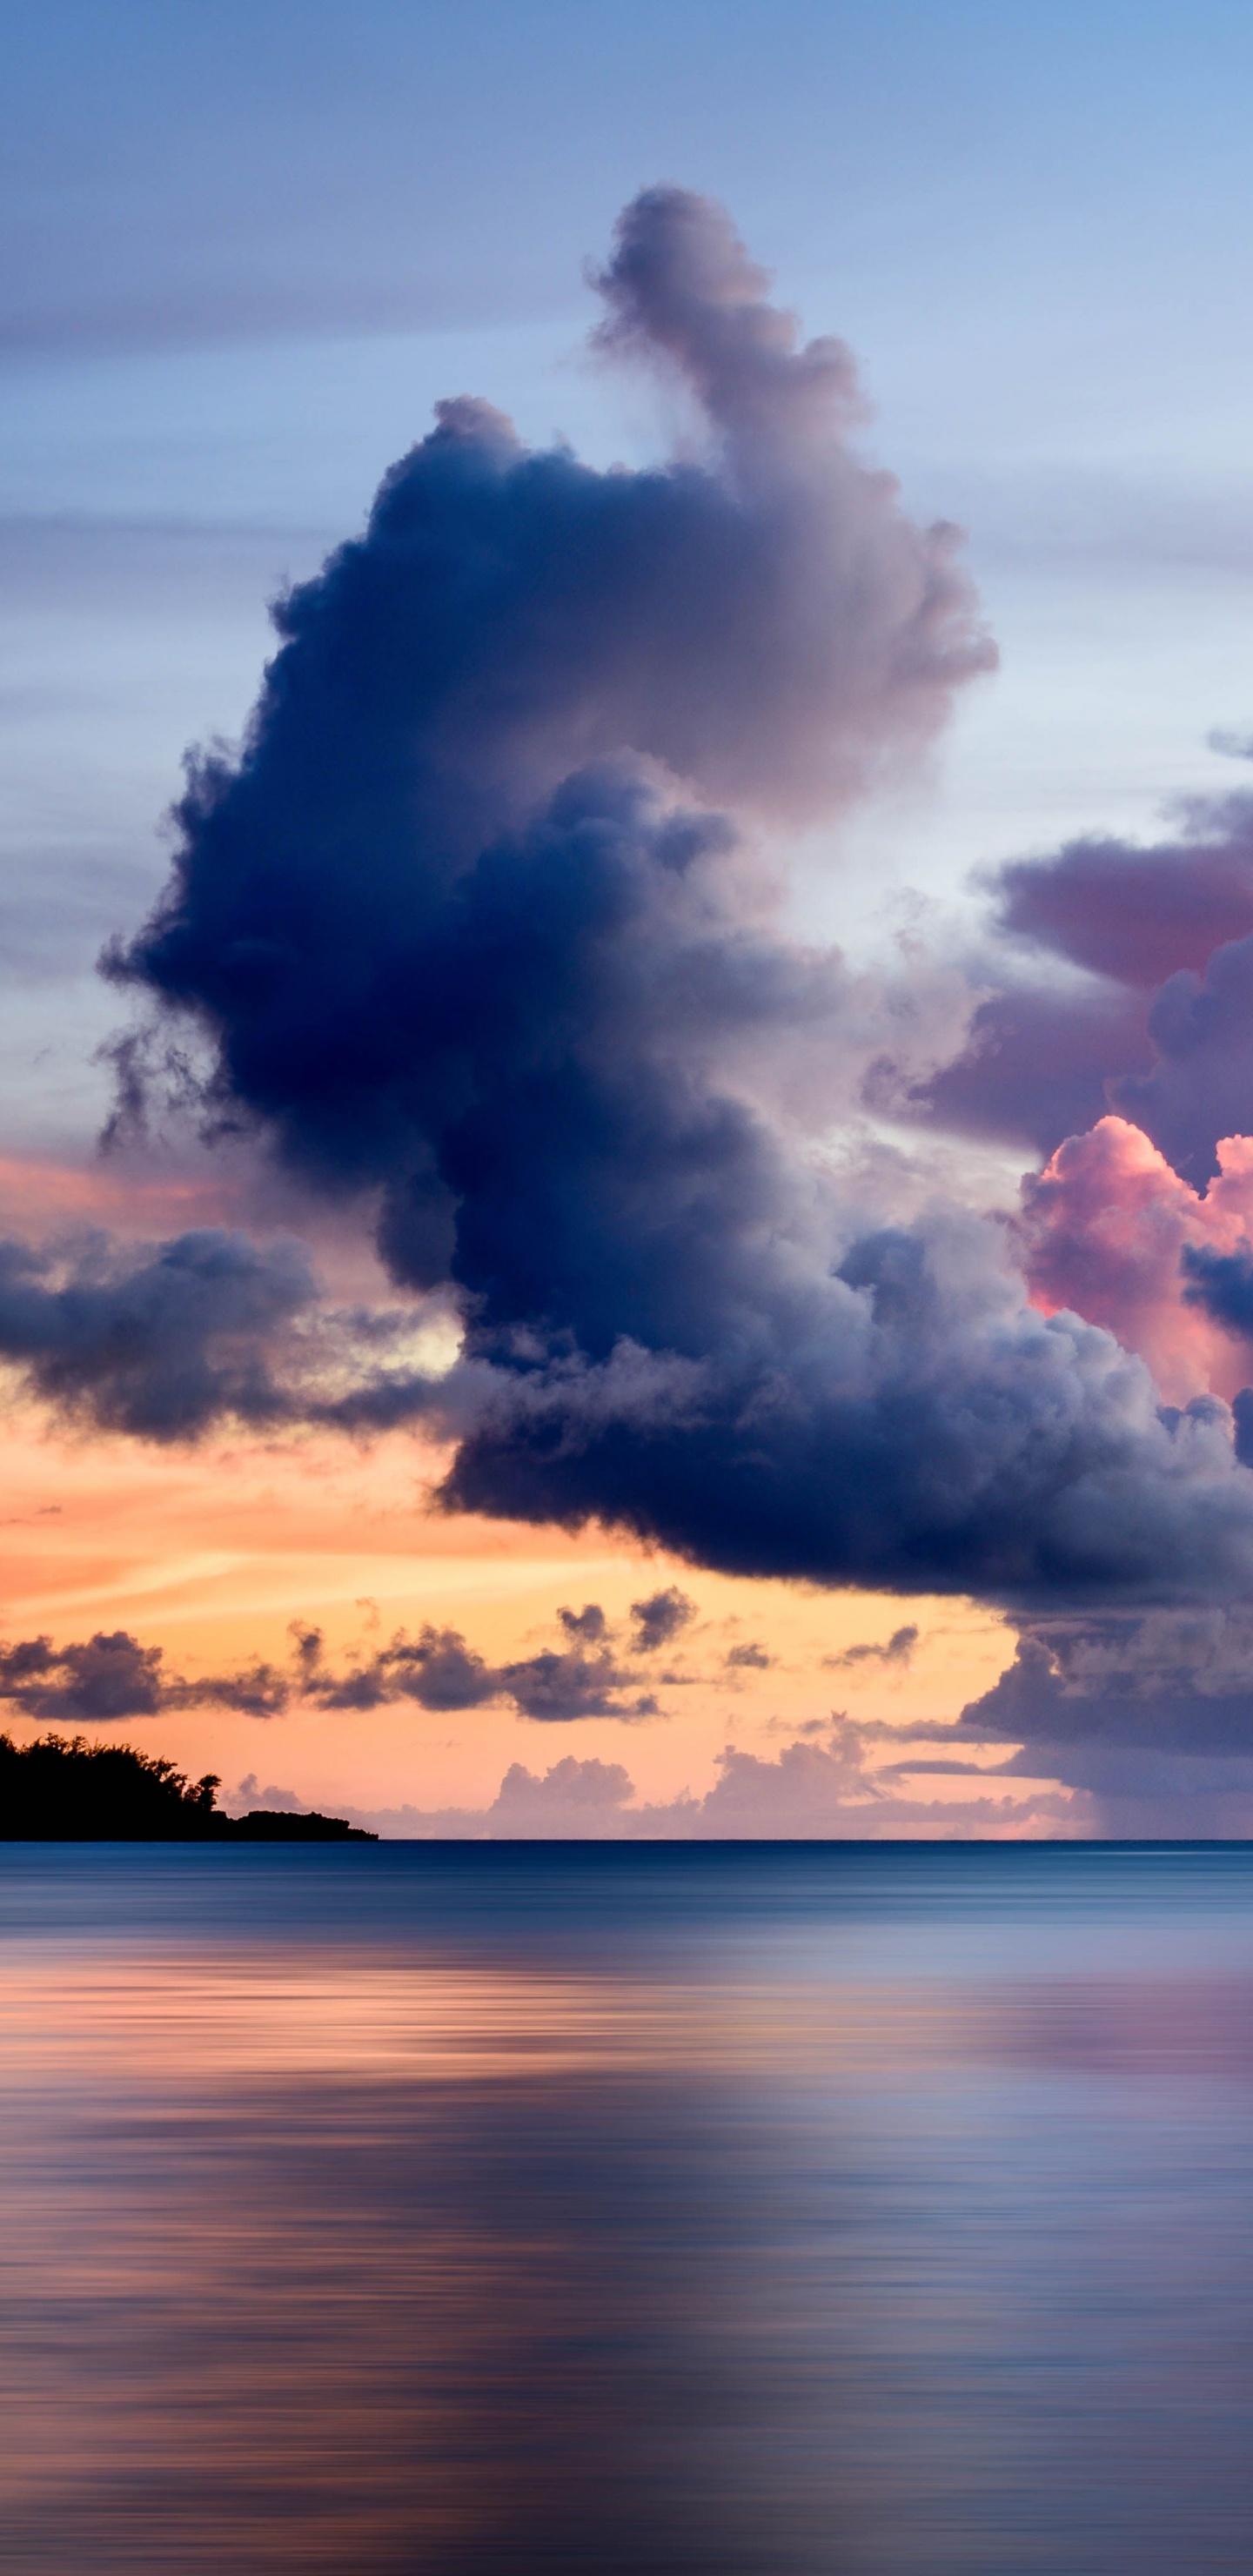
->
(952, 1605, 1253, 1833)
(0, 1629, 288, 1724)
(0, 1594, 698, 1730)
(318, 1722, 1075, 1842)
(960, 1606, 1253, 1757)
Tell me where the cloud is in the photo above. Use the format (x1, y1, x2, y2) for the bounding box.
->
(0, 1602, 673, 1732)
(991, 819, 1253, 991)
(1182, 1241, 1253, 1338)
(338, 1724, 1077, 1841)
(915, 982, 1152, 1159)
(233, 1772, 305, 1815)
(82, 189, 1253, 1610)
(1113, 929, 1253, 1188)
(0, 1630, 166, 1724)
(317, 1611, 655, 1722)
(726, 1640, 773, 1669)
(491, 1754, 637, 1828)
(824, 1622, 918, 1670)
(915, 793, 1253, 1179)
(559, 1602, 608, 1641)
(107, 188, 989, 1188)
(0, 1630, 288, 1723)
(1017, 1117, 1253, 1405)
(103, 764, 1253, 1608)
(694, 1723, 883, 1834)
(0, 1223, 472, 1441)
(497, 1644, 654, 1722)
(358, 1627, 499, 1713)
(949, 1604, 1253, 1827)
(629, 1586, 695, 1652)
(444, 1218, 1253, 1603)
(0, 1227, 315, 1439)
(958, 1607, 1253, 1759)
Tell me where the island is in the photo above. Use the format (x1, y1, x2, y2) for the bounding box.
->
(0, 1733, 378, 1840)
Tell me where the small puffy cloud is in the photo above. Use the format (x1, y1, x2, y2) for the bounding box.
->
(231, 1772, 305, 1815)
(558, 1603, 608, 1642)
(0, 1629, 288, 1722)
(694, 1722, 881, 1834)
(382, 1628, 499, 1712)
(492, 1755, 636, 1831)
(824, 1622, 918, 1671)
(629, 1587, 695, 1653)
(497, 1645, 651, 1722)
(0, 1629, 165, 1722)
(304, 1617, 632, 1720)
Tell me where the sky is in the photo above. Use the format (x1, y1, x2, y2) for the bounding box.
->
(6, 0, 1253, 1834)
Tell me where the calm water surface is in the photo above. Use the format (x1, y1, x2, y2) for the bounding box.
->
(3, 1841, 1253, 2573)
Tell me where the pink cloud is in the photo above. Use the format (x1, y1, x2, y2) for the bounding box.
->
(1020, 1117, 1253, 1403)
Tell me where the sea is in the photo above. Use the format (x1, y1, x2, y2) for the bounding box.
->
(3, 1840, 1253, 2573)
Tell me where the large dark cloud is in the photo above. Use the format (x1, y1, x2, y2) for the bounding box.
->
(92, 188, 1253, 1609)
(104, 184, 989, 1211)
(442, 1231, 1253, 1602)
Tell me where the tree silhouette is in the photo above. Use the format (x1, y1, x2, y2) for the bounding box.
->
(0, 1734, 376, 1839)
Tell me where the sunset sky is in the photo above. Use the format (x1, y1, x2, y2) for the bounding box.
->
(7, 0, 1253, 1833)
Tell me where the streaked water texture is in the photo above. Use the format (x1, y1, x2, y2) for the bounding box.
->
(3, 1843, 1253, 2573)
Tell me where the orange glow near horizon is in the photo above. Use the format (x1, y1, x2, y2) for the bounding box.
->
(0, 1378, 1031, 1824)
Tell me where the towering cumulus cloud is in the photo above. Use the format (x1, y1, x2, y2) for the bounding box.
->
(103, 188, 1253, 1607)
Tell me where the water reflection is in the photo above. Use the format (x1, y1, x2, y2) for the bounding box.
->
(3, 1846, 1253, 2572)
